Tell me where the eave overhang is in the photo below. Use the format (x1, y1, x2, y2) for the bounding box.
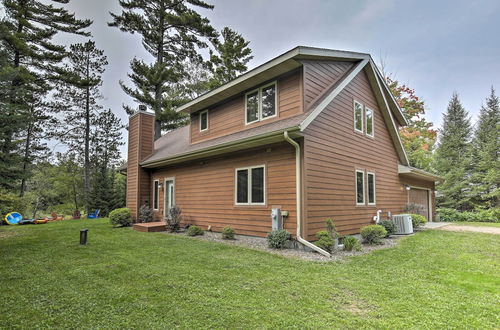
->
(398, 165, 444, 182)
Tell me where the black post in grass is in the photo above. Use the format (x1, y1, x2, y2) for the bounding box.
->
(80, 229, 88, 245)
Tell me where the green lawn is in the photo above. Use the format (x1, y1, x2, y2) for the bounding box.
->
(1, 219, 499, 329)
(450, 221, 500, 228)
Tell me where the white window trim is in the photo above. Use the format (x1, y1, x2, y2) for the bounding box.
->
(245, 88, 260, 125)
(367, 172, 376, 205)
(245, 81, 277, 125)
(365, 107, 374, 138)
(199, 109, 209, 132)
(355, 169, 365, 206)
(260, 81, 278, 121)
(234, 165, 266, 206)
(153, 179, 160, 210)
(164, 177, 175, 216)
(353, 100, 364, 133)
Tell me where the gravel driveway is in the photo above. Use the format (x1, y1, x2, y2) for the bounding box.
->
(438, 224, 500, 235)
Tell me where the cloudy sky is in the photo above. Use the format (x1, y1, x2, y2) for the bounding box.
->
(60, 0, 500, 156)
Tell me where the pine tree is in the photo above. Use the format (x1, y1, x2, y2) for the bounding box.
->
(0, 0, 91, 193)
(109, 0, 217, 138)
(434, 92, 473, 210)
(53, 40, 107, 212)
(208, 27, 253, 88)
(470, 87, 500, 208)
(88, 109, 125, 216)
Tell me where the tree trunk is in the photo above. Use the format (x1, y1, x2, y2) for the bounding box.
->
(84, 54, 91, 214)
(19, 117, 33, 197)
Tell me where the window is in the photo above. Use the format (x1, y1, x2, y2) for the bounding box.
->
(245, 82, 277, 124)
(356, 170, 365, 205)
(199, 110, 208, 131)
(354, 101, 364, 133)
(366, 108, 374, 137)
(367, 172, 376, 205)
(236, 165, 265, 205)
(153, 180, 159, 210)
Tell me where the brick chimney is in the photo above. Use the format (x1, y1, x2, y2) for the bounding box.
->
(126, 106, 155, 221)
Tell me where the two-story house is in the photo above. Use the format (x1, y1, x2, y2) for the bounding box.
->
(125, 46, 440, 244)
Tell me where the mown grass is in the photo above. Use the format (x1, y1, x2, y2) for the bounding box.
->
(1, 219, 499, 329)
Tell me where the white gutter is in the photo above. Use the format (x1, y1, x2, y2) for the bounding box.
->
(283, 131, 331, 258)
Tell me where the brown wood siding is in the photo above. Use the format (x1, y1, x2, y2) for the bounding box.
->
(303, 68, 419, 238)
(190, 70, 303, 144)
(150, 142, 297, 237)
(126, 113, 155, 220)
(302, 60, 354, 111)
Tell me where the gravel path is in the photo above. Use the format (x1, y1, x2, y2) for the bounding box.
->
(163, 231, 404, 262)
(437, 225, 500, 235)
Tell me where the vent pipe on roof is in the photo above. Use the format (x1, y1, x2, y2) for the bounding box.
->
(283, 131, 331, 258)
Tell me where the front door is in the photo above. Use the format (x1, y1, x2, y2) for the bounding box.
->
(164, 179, 175, 218)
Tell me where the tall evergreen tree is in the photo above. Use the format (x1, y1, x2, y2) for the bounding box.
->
(0, 0, 91, 193)
(469, 87, 500, 208)
(434, 92, 473, 210)
(109, 0, 217, 138)
(88, 109, 125, 215)
(208, 27, 253, 88)
(53, 40, 107, 212)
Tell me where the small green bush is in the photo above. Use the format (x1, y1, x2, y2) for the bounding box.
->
(326, 218, 339, 238)
(343, 236, 362, 251)
(109, 208, 132, 227)
(186, 225, 204, 236)
(360, 225, 387, 245)
(267, 229, 291, 249)
(437, 208, 499, 223)
(437, 208, 459, 222)
(221, 226, 235, 239)
(315, 230, 335, 252)
(410, 214, 427, 229)
(138, 204, 154, 223)
(379, 220, 396, 237)
(476, 208, 500, 223)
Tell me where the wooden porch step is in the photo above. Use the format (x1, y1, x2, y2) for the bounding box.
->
(133, 221, 166, 232)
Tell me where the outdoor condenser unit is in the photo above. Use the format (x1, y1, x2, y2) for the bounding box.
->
(392, 214, 414, 235)
(271, 208, 282, 231)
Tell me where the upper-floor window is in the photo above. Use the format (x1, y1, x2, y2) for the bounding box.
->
(366, 108, 374, 137)
(245, 82, 277, 124)
(354, 101, 364, 133)
(199, 110, 208, 131)
(235, 165, 265, 205)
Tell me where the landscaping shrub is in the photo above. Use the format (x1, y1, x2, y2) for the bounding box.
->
(267, 229, 291, 249)
(476, 208, 500, 223)
(410, 214, 427, 229)
(379, 220, 396, 237)
(186, 225, 204, 236)
(315, 230, 334, 252)
(138, 204, 154, 223)
(0, 189, 25, 221)
(326, 218, 339, 238)
(343, 236, 362, 251)
(436, 208, 459, 222)
(165, 206, 182, 232)
(360, 225, 387, 245)
(221, 226, 235, 239)
(404, 202, 425, 215)
(109, 208, 132, 227)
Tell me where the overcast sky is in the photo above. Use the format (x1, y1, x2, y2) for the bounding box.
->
(59, 0, 500, 157)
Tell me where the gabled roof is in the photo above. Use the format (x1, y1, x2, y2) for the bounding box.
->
(140, 46, 410, 168)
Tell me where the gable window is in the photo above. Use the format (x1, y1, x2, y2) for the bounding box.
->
(365, 108, 374, 137)
(199, 110, 208, 131)
(236, 165, 265, 205)
(245, 82, 277, 124)
(367, 172, 376, 205)
(153, 180, 159, 210)
(354, 101, 364, 133)
(356, 170, 365, 205)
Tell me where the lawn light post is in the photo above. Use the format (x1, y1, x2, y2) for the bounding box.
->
(80, 229, 88, 245)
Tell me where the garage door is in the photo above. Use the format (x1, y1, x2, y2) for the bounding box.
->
(409, 188, 430, 220)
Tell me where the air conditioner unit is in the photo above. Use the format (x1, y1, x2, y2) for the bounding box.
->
(392, 214, 413, 235)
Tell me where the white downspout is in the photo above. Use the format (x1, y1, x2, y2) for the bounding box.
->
(284, 131, 331, 258)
